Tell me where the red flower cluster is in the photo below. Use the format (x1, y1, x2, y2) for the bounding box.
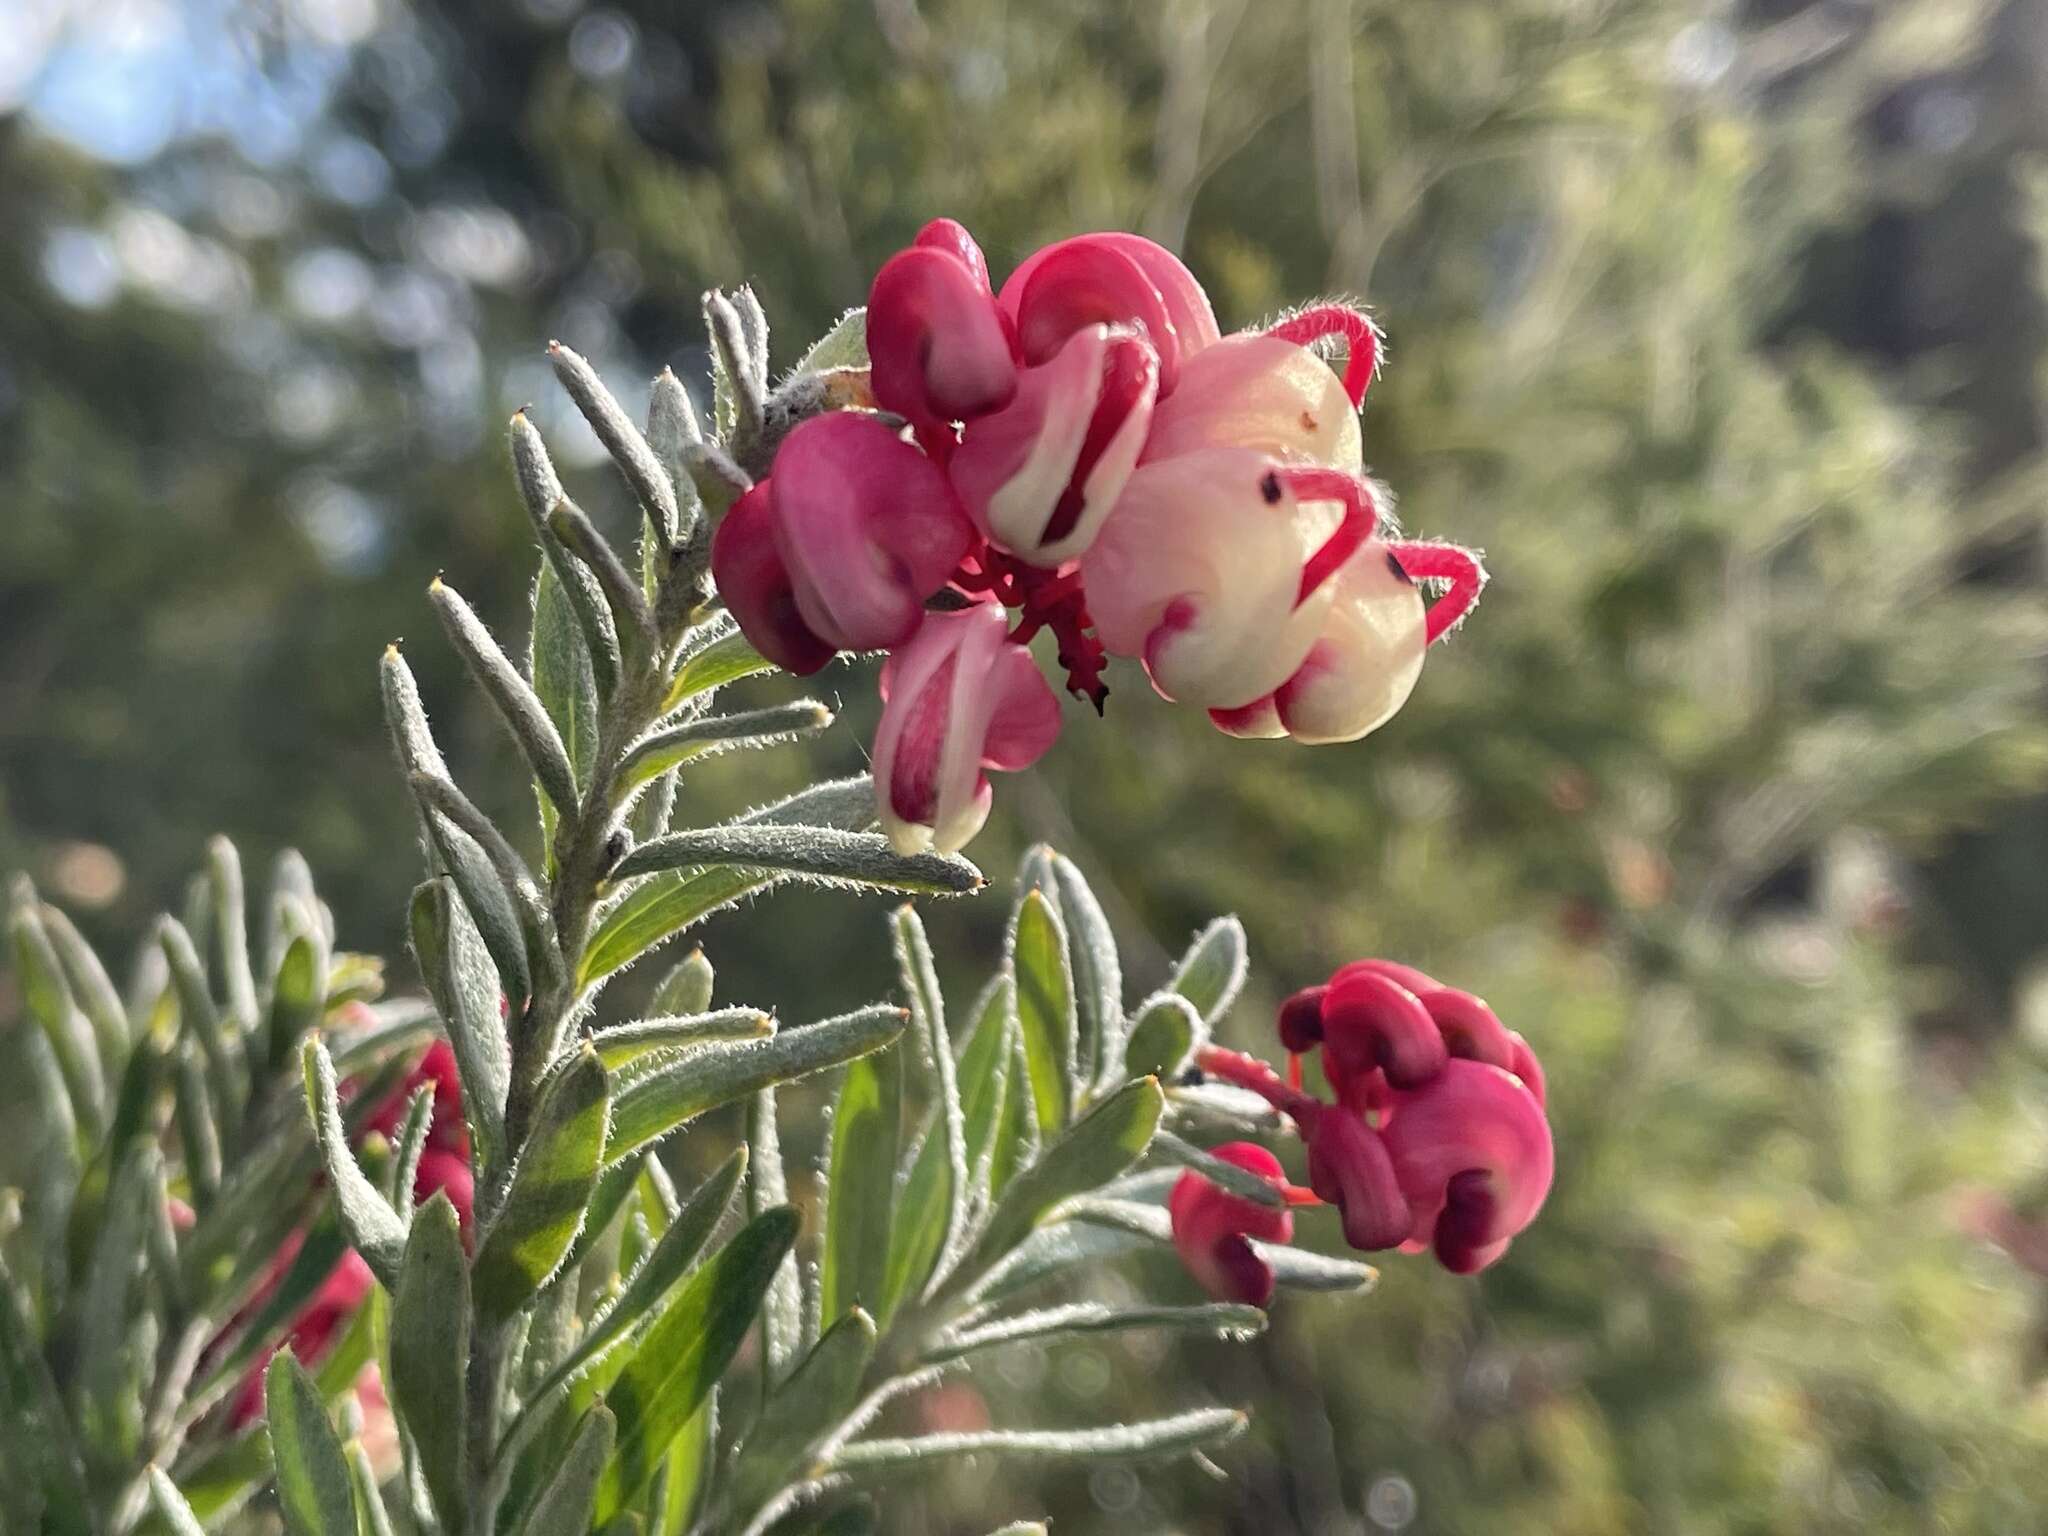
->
(712, 221, 1487, 855)
(222, 1039, 472, 1426)
(1172, 961, 1552, 1302)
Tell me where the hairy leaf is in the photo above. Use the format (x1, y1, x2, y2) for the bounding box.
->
(832, 1408, 1246, 1472)
(963, 1077, 1164, 1277)
(301, 1040, 407, 1289)
(588, 1008, 773, 1068)
(821, 1043, 901, 1321)
(474, 1048, 610, 1319)
(595, 1208, 800, 1521)
(390, 1194, 469, 1531)
(607, 1005, 907, 1162)
(1009, 890, 1074, 1136)
(264, 1353, 359, 1536)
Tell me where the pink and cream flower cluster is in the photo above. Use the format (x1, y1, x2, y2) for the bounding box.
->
(711, 220, 1487, 855)
(1171, 959, 1552, 1303)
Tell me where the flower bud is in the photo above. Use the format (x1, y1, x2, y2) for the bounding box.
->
(949, 324, 1160, 565)
(711, 414, 976, 672)
(1080, 447, 1336, 710)
(1168, 1141, 1294, 1306)
(999, 232, 1220, 396)
(1320, 969, 1449, 1092)
(871, 604, 1062, 855)
(1304, 1107, 1412, 1252)
(1381, 1059, 1554, 1274)
(868, 218, 1018, 428)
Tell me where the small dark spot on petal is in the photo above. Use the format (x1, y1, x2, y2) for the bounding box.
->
(1387, 551, 1412, 583)
(1259, 471, 1283, 505)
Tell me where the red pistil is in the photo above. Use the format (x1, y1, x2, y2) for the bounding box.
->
(1264, 303, 1383, 409)
(947, 540, 1109, 710)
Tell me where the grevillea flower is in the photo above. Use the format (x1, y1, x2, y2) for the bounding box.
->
(871, 603, 1062, 855)
(711, 412, 975, 672)
(739, 219, 1491, 852)
(948, 323, 1160, 565)
(1182, 959, 1552, 1283)
(1168, 1142, 1294, 1305)
(224, 1037, 473, 1426)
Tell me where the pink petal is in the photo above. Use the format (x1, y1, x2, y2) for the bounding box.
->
(1000, 232, 1220, 379)
(868, 244, 1017, 426)
(1143, 332, 1361, 471)
(950, 324, 1159, 565)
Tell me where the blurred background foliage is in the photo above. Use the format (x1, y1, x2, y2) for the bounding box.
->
(8, 0, 2048, 1529)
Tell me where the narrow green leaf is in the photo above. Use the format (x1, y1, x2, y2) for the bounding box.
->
(173, 1045, 223, 1211)
(511, 411, 622, 698)
(75, 1142, 155, 1458)
(613, 824, 981, 897)
(345, 1440, 396, 1536)
(660, 625, 775, 712)
(267, 927, 331, 1079)
(748, 1092, 804, 1380)
(882, 978, 1012, 1321)
(821, 1044, 901, 1321)
(927, 1301, 1264, 1365)
(409, 878, 510, 1169)
(595, 1208, 801, 1522)
(960, 978, 1018, 1199)
(988, 1035, 1035, 1201)
(607, 1005, 908, 1163)
(0, 1255, 94, 1536)
(658, 1393, 716, 1535)
(964, 1077, 1164, 1277)
(160, 915, 241, 1141)
(429, 577, 581, 817)
(411, 776, 554, 1007)
(12, 886, 106, 1141)
(389, 1195, 468, 1532)
(207, 835, 259, 1030)
(474, 1048, 611, 1319)
(651, 948, 714, 1016)
(891, 908, 966, 1269)
(589, 1009, 773, 1068)
(1045, 852, 1121, 1089)
(1121, 992, 1204, 1083)
(618, 701, 835, 792)
(1167, 916, 1248, 1024)
(548, 497, 659, 658)
(147, 1465, 209, 1536)
(532, 556, 602, 793)
(832, 1408, 1246, 1473)
(733, 1309, 878, 1518)
(584, 776, 885, 982)
(519, 1403, 614, 1536)
(795, 306, 868, 372)
(1009, 890, 1074, 1136)
(549, 340, 679, 544)
(302, 1039, 408, 1289)
(265, 1352, 361, 1536)
(510, 1147, 746, 1445)
(39, 901, 129, 1079)
(647, 367, 705, 543)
